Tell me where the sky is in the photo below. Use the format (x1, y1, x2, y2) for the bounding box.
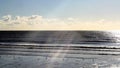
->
(0, 0, 120, 30)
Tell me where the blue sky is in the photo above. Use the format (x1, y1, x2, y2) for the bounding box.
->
(0, 0, 120, 20)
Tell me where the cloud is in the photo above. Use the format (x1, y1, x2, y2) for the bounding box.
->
(2, 15, 12, 22)
(0, 15, 120, 30)
(0, 15, 78, 26)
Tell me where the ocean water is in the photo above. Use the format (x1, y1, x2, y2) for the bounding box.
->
(0, 31, 120, 68)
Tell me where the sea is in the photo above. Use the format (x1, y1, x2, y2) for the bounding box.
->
(0, 31, 120, 68)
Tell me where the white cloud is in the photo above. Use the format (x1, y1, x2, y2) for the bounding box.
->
(2, 15, 12, 22)
(0, 15, 83, 26)
(97, 19, 105, 23)
(0, 15, 120, 30)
